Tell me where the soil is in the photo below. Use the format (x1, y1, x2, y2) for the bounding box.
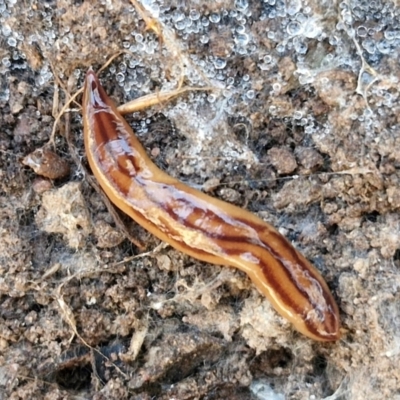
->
(1, 1, 400, 399)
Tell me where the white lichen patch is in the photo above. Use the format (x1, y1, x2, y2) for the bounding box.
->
(35, 182, 92, 249)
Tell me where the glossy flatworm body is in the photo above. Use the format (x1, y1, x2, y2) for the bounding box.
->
(82, 70, 340, 341)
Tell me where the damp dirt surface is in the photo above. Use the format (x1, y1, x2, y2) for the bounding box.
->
(1, 1, 400, 399)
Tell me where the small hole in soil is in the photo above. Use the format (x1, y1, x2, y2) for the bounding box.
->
(55, 364, 92, 390)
